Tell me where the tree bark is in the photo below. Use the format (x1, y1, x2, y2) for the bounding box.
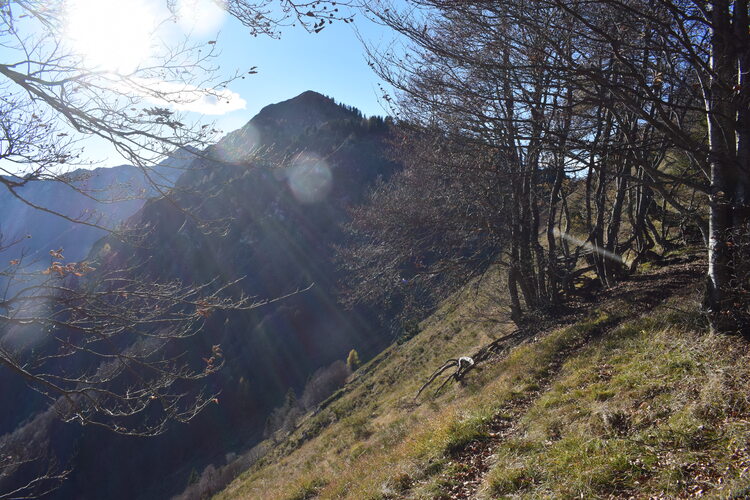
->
(706, 0, 745, 333)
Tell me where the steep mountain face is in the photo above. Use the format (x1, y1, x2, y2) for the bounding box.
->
(0, 92, 398, 500)
(0, 150, 197, 438)
(0, 149, 196, 268)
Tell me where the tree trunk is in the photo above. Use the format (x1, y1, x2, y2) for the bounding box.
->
(706, 0, 744, 333)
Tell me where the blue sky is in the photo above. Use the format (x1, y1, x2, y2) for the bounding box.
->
(121, 1, 403, 167)
(1, 1, 402, 171)
(208, 10, 396, 137)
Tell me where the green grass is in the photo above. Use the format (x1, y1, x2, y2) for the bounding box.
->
(484, 308, 750, 498)
(215, 266, 750, 500)
(284, 477, 328, 500)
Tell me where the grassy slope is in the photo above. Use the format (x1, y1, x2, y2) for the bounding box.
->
(216, 257, 750, 499)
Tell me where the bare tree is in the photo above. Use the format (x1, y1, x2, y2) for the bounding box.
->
(338, 124, 510, 324)
(0, 442, 68, 500)
(224, 0, 355, 35)
(358, 0, 604, 319)
(361, 0, 731, 327)
(0, 0, 353, 495)
(516, 0, 749, 331)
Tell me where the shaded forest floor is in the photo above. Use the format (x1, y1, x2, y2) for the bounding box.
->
(215, 252, 750, 499)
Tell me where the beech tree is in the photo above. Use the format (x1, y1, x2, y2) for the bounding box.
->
(360, 0, 628, 319)
(363, 0, 743, 332)
(522, 0, 749, 331)
(554, 0, 750, 335)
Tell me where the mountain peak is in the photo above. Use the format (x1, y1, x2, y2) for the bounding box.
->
(290, 89, 333, 103)
(212, 91, 365, 163)
(252, 90, 361, 127)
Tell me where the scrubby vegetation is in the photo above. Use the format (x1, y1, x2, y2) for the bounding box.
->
(212, 251, 750, 499)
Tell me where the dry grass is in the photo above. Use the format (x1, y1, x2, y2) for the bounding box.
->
(214, 270, 515, 500)
(215, 263, 750, 500)
(483, 308, 750, 498)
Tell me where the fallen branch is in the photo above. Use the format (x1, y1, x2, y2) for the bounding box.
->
(415, 356, 474, 399)
(414, 327, 533, 401)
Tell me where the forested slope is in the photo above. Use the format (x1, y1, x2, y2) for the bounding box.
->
(0, 91, 400, 500)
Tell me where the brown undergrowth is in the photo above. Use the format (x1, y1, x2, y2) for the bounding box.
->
(215, 256, 750, 499)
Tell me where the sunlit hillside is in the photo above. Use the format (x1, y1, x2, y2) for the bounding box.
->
(2, 1, 749, 499)
(213, 253, 750, 499)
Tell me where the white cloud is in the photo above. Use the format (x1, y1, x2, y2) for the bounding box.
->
(168, 87, 247, 115)
(128, 78, 247, 116)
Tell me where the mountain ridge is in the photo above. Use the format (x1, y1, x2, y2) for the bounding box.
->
(0, 147, 198, 267)
(0, 91, 398, 500)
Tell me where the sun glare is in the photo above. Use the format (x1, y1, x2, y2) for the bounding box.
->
(64, 0, 159, 73)
(175, 0, 227, 37)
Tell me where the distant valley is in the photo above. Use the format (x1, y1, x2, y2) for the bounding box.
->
(0, 149, 196, 268)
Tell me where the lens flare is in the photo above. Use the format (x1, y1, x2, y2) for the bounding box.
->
(553, 228, 623, 263)
(287, 155, 332, 204)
